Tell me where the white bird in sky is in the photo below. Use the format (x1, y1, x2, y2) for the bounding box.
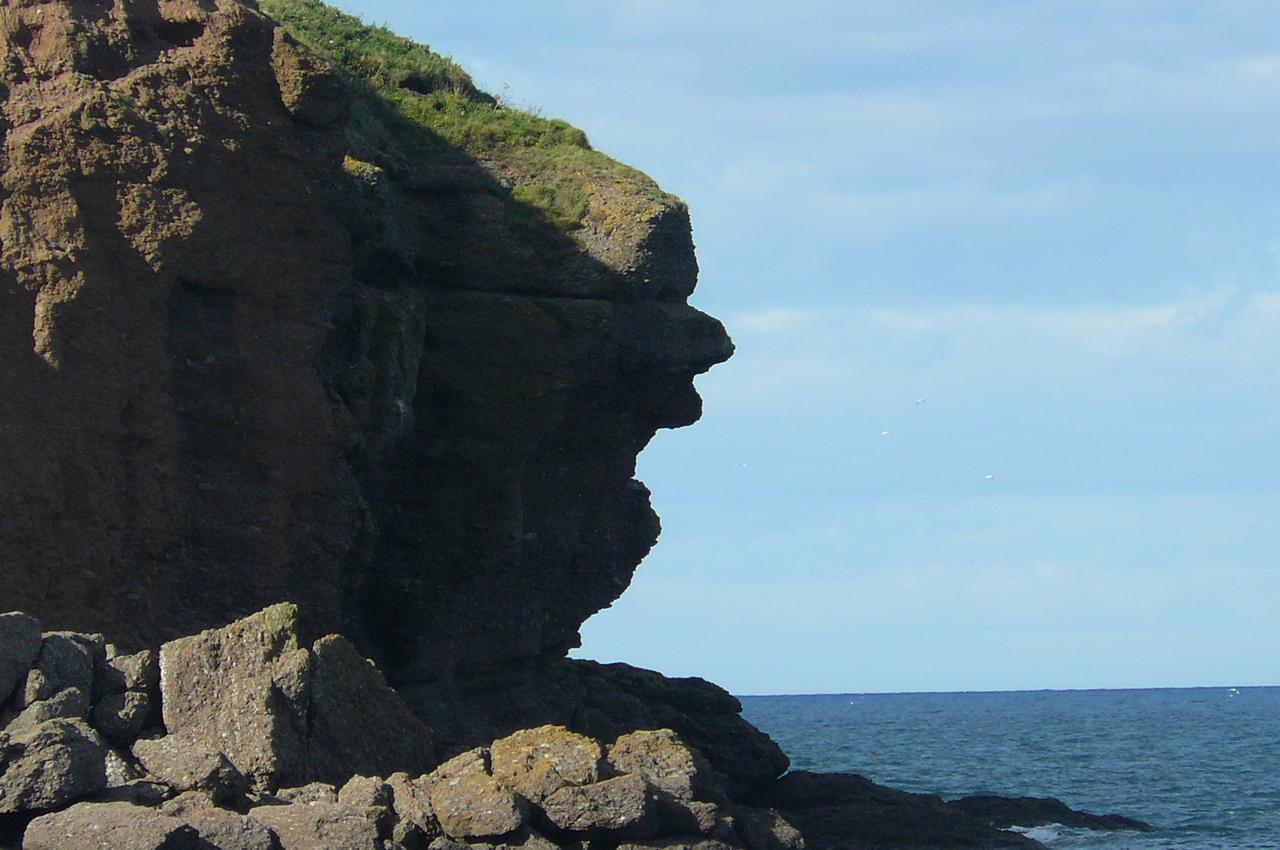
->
(915, 397, 926, 405)
(985, 474, 996, 481)
(880, 431, 892, 437)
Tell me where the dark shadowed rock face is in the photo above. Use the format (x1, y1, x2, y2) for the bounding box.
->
(0, 0, 730, 698)
(751, 772, 1047, 850)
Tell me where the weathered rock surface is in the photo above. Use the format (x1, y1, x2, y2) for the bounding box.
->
(0, 719, 109, 813)
(132, 735, 249, 804)
(158, 604, 436, 789)
(386, 771, 441, 846)
(430, 771, 529, 840)
(249, 801, 381, 850)
(23, 802, 206, 850)
(406, 660, 787, 798)
(734, 808, 806, 850)
(93, 690, 152, 744)
(159, 604, 312, 790)
(4, 686, 89, 734)
(183, 806, 283, 850)
(307, 634, 438, 783)
(541, 773, 656, 837)
(490, 726, 603, 805)
(0, 615, 42, 706)
(95, 649, 160, 700)
(608, 730, 720, 804)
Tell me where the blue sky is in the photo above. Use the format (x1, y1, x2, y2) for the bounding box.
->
(335, 1, 1280, 694)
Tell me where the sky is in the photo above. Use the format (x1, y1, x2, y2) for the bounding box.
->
(334, 1, 1280, 695)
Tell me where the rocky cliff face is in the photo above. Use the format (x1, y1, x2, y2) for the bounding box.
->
(0, 0, 729, 695)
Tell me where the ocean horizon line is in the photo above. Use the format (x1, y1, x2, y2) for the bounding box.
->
(736, 682, 1279, 699)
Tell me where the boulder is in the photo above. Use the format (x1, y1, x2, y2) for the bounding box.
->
(949, 795, 1155, 833)
(3, 686, 88, 733)
(18, 633, 102, 707)
(653, 799, 721, 837)
(490, 725, 603, 804)
(752, 771, 1044, 850)
(430, 749, 489, 783)
(95, 649, 160, 700)
(428, 827, 560, 850)
(185, 806, 283, 850)
(608, 730, 720, 804)
(249, 801, 383, 850)
(91, 779, 173, 807)
(160, 790, 221, 818)
(159, 604, 312, 790)
(0, 718, 109, 812)
(274, 782, 339, 805)
(159, 607, 438, 791)
(430, 772, 529, 840)
(387, 771, 441, 845)
(338, 775, 395, 837)
(133, 735, 249, 804)
(93, 690, 153, 744)
(540, 773, 657, 837)
(0, 613, 42, 706)
(614, 841, 739, 850)
(734, 808, 805, 850)
(306, 634, 438, 783)
(23, 802, 206, 850)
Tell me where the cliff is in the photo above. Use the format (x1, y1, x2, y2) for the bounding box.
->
(0, 0, 765, 761)
(0, 2, 1155, 848)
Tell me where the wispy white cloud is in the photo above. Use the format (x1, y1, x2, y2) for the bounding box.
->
(710, 287, 1280, 411)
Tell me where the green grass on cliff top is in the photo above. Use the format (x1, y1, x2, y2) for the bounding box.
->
(258, 0, 672, 231)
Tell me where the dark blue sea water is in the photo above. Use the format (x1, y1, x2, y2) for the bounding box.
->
(740, 687, 1280, 849)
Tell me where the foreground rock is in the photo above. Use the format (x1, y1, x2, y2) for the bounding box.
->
(752, 771, 1155, 850)
(2, 608, 809, 850)
(24, 802, 206, 850)
(0, 606, 1157, 850)
(0, 720, 109, 813)
(949, 795, 1155, 833)
(159, 604, 437, 789)
(754, 772, 1041, 850)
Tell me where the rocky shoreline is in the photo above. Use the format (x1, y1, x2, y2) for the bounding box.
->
(2, 606, 1151, 850)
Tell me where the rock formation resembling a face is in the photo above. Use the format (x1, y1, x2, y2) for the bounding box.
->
(0, 0, 732, 689)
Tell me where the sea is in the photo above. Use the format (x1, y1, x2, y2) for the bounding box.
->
(740, 687, 1280, 849)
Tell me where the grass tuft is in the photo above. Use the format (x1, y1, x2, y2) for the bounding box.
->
(258, 0, 672, 232)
